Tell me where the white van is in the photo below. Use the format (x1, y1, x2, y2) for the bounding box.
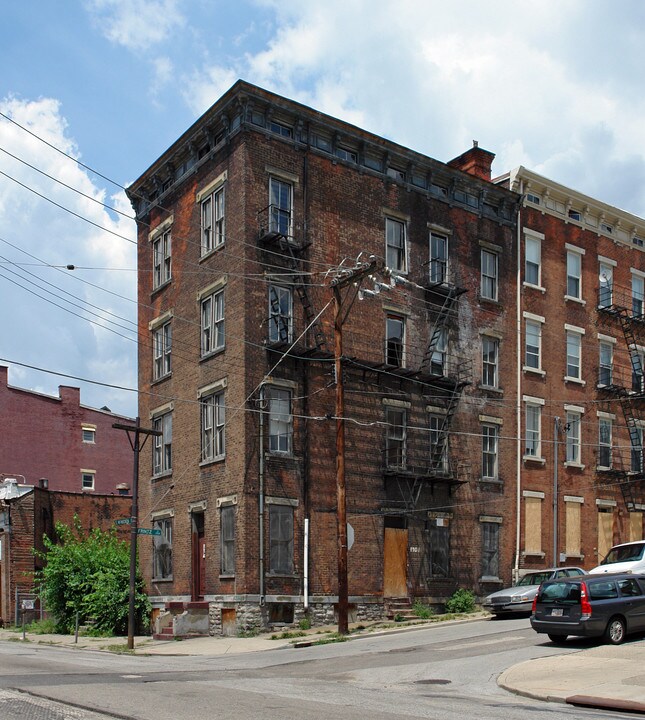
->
(589, 540, 645, 574)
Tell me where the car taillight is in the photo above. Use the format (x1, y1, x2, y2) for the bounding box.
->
(580, 581, 592, 619)
(531, 595, 537, 613)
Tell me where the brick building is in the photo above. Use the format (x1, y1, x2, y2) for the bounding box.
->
(127, 81, 520, 634)
(0, 365, 133, 494)
(495, 167, 645, 574)
(0, 480, 131, 624)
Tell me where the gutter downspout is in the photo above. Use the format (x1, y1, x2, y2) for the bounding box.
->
(303, 518, 309, 610)
(259, 386, 266, 605)
(514, 181, 523, 584)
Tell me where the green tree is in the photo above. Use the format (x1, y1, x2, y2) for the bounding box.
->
(34, 516, 150, 635)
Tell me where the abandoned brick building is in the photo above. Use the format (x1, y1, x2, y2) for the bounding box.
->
(127, 81, 645, 634)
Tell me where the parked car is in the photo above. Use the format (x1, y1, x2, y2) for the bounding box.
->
(482, 567, 585, 616)
(530, 572, 645, 644)
(589, 540, 645, 574)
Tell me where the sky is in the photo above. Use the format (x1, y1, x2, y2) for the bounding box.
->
(2, 0, 645, 418)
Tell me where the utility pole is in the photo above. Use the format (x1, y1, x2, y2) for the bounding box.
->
(113, 417, 161, 650)
(330, 257, 378, 635)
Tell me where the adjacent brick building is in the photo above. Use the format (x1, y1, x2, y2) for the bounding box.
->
(127, 81, 521, 633)
(0, 481, 131, 625)
(0, 365, 133, 494)
(496, 167, 645, 575)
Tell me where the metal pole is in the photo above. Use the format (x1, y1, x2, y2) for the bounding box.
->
(334, 287, 349, 635)
(128, 417, 141, 650)
(553, 417, 559, 567)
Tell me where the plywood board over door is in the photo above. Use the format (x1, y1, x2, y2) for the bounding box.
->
(383, 527, 408, 597)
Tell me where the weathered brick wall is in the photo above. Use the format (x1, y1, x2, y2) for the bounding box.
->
(0, 366, 133, 494)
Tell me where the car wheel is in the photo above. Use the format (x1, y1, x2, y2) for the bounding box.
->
(604, 616, 626, 645)
(547, 633, 567, 644)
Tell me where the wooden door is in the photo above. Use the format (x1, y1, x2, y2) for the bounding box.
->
(383, 527, 408, 597)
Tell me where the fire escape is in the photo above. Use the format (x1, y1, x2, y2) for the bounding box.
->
(597, 285, 645, 510)
(381, 256, 472, 511)
(258, 204, 327, 352)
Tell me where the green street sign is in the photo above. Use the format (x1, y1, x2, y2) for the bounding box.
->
(115, 518, 132, 526)
(137, 528, 161, 536)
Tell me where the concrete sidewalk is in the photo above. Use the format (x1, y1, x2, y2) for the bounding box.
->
(499, 641, 645, 714)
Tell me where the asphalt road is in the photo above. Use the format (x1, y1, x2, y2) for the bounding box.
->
(0, 616, 637, 719)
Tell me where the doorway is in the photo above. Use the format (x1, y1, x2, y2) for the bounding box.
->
(191, 511, 205, 600)
(383, 516, 408, 597)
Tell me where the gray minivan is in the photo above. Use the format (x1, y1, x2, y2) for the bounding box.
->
(530, 573, 645, 644)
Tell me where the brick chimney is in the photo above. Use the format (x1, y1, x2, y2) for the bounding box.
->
(59, 385, 81, 405)
(448, 141, 495, 182)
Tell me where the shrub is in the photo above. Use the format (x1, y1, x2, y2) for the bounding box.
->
(298, 616, 312, 631)
(445, 589, 476, 614)
(33, 516, 150, 635)
(413, 601, 434, 619)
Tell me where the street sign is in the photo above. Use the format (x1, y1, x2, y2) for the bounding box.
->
(115, 518, 132, 526)
(347, 522, 354, 550)
(137, 528, 161, 536)
(21, 599, 35, 610)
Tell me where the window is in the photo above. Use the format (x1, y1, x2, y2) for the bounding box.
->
(633, 350, 645, 393)
(480, 249, 498, 300)
(386, 407, 406, 468)
(482, 336, 499, 388)
(201, 391, 225, 462)
(152, 517, 172, 580)
(386, 217, 407, 272)
(220, 505, 235, 575)
(525, 320, 541, 370)
(599, 262, 613, 308)
(566, 331, 582, 380)
(335, 146, 357, 163)
(430, 327, 447, 376)
(429, 414, 447, 471)
(268, 387, 292, 454)
(201, 187, 225, 254)
(568, 208, 582, 221)
(567, 251, 582, 299)
(81, 471, 95, 490)
(566, 412, 581, 464)
(82, 427, 95, 443)
(631, 427, 643, 473)
(525, 236, 541, 286)
(269, 177, 292, 237)
(201, 289, 225, 356)
(269, 504, 294, 574)
(387, 166, 405, 182)
(525, 403, 541, 458)
(481, 521, 500, 578)
(153, 321, 172, 380)
(598, 341, 613, 386)
(426, 518, 450, 578)
(481, 424, 499, 480)
(565, 498, 582, 556)
(153, 411, 172, 475)
(598, 417, 612, 468)
(385, 314, 405, 367)
(269, 285, 293, 343)
(633, 275, 644, 318)
(152, 229, 171, 289)
(429, 232, 448, 284)
(526, 192, 540, 205)
(269, 120, 292, 138)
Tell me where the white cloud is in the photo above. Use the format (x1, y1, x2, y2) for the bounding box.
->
(85, 0, 185, 52)
(0, 96, 137, 415)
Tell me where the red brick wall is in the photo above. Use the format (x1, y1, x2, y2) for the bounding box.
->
(0, 366, 133, 494)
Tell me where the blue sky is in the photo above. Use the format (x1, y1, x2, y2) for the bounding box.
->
(2, 0, 645, 417)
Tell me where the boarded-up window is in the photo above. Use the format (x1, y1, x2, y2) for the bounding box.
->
(425, 519, 450, 578)
(269, 505, 294, 574)
(525, 497, 542, 554)
(152, 517, 173, 580)
(597, 509, 614, 563)
(630, 511, 643, 542)
(220, 505, 235, 575)
(565, 501, 581, 556)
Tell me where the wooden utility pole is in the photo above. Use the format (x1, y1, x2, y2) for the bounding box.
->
(330, 258, 378, 635)
(113, 417, 161, 650)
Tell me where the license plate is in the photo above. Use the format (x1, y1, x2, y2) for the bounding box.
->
(551, 608, 563, 617)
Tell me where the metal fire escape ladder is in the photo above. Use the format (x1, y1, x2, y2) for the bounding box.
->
(280, 238, 328, 352)
(420, 288, 460, 374)
(614, 308, 645, 510)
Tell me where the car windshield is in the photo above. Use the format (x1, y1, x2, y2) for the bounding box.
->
(517, 572, 550, 586)
(601, 543, 645, 565)
(537, 581, 581, 604)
